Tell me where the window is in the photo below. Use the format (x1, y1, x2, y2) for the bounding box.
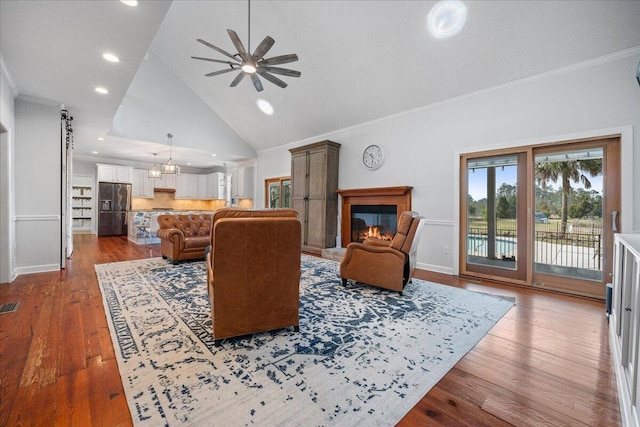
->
(265, 177, 291, 208)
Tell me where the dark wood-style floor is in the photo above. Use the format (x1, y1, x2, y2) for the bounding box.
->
(0, 235, 620, 426)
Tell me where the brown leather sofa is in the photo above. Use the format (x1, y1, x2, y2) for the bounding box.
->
(340, 211, 425, 294)
(157, 214, 212, 264)
(206, 208, 301, 345)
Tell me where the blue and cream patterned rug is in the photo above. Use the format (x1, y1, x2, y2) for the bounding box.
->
(95, 255, 514, 426)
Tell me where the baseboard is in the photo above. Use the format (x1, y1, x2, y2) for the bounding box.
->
(416, 262, 454, 275)
(16, 264, 60, 276)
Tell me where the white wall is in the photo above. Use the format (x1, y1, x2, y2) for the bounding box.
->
(110, 52, 256, 162)
(256, 49, 640, 274)
(0, 56, 16, 283)
(14, 98, 61, 274)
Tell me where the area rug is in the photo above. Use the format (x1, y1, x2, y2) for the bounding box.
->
(95, 255, 514, 426)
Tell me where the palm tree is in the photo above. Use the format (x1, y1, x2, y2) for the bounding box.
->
(535, 159, 602, 235)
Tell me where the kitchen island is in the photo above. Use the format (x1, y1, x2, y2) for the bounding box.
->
(127, 210, 213, 245)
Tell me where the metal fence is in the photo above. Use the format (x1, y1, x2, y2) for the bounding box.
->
(467, 220, 603, 271)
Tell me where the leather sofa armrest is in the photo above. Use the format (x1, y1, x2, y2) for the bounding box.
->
(342, 241, 405, 264)
(363, 237, 392, 248)
(157, 228, 184, 242)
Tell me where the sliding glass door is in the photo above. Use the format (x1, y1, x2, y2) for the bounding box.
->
(532, 138, 620, 297)
(460, 137, 620, 299)
(460, 151, 527, 282)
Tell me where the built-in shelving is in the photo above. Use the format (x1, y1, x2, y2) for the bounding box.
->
(72, 181, 94, 234)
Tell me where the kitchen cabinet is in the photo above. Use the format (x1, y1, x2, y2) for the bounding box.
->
(97, 163, 133, 184)
(154, 173, 176, 191)
(610, 233, 640, 427)
(132, 169, 155, 198)
(206, 172, 227, 200)
(175, 173, 202, 199)
(230, 167, 254, 199)
(289, 140, 340, 254)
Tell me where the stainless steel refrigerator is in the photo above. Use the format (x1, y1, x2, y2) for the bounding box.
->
(98, 182, 132, 236)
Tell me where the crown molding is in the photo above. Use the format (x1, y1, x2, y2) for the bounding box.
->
(16, 93, 61, 107)
(260, 45, 640, 154)
(0, 54, 18, 96)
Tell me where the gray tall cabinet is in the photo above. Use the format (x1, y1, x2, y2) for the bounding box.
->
(289, 140, 340, 254)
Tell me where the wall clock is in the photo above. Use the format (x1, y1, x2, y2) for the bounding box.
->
(362, 144, 384, 170)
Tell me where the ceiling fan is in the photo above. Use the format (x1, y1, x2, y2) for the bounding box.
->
(191, 0, 300, 92)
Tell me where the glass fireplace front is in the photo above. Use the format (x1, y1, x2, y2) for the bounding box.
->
(351, 205, 397, 243)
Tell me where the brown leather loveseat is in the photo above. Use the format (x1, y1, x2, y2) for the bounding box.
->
(157, 214, 212, 264)
(206, 208, 301, 345)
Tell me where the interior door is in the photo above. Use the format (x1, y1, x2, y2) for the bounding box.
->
(460, 151, 528, 282)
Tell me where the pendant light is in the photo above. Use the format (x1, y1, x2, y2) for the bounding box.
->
(148, 153, 162, 179)
(161, 133, 180, 175)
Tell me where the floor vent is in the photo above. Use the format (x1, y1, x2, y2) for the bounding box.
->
(0, 302, 19, 314)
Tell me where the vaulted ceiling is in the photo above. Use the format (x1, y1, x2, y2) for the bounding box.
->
(2, 0, 640, 169)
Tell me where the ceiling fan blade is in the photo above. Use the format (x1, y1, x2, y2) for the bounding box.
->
(260, 66, 301, 78)
(230, 71, 246, 87)
(251, 36, 275, 61)
(197, 39, 240, 62)
(260, 54, 298, 66)
(205, 68, 238, 77)
(227, 29, 248, 60)
(256, 69, 287, 88)
(191, 56, 238, 66)
(250, 73, 264, 92)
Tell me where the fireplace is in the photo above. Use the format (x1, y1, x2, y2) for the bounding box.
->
(336, 186, 412, 247)
(351, 205, 397, 242)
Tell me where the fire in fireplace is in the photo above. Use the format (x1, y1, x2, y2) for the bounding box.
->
(351, 205, 397, 243)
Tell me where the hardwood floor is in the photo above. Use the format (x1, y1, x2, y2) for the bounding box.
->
(0, 235, 620, 426)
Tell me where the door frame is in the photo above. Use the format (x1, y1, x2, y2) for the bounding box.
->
(459, 149, 530, 284)
(453, 126, 634, 296)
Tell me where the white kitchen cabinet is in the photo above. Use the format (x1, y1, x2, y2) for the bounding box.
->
(97, 163, 133, 183)
(230, 167, 254, 199)
(610, 233, 640, 427)
(132, 169, 155, 198)
(197, 175, 208, 199)
(175, 173, 201, 199)
(206, 172, 226, 200)
(154, 174, 176, 190)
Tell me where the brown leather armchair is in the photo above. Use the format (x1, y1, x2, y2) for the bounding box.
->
(157, 214, 212, 264)
(340, 211, 425, 294)
(206, 209, 301, 345)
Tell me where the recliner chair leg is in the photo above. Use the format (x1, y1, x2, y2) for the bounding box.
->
(293, 325, 300, 332)
(342, 278, 348, 287)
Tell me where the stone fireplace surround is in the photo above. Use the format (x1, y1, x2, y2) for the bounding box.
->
(336, 186, 412, 248)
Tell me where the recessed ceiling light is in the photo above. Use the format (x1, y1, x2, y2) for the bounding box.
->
(257, 99, 274, 115)
(95, 87, 109, 94)
(92, 151, 99, 154)
(187, 162, 192, 165)
(97, 137, 104, 141)
(211, 153, 217, 157)
(102, 53, 120, 63)
(120, 0, 138, 6)
(428, 0, 467, 39)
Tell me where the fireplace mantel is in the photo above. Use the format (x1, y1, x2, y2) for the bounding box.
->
(336, 186, 412, 247)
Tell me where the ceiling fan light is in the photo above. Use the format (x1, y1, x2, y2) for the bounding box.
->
(241, 62, 257, 74)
